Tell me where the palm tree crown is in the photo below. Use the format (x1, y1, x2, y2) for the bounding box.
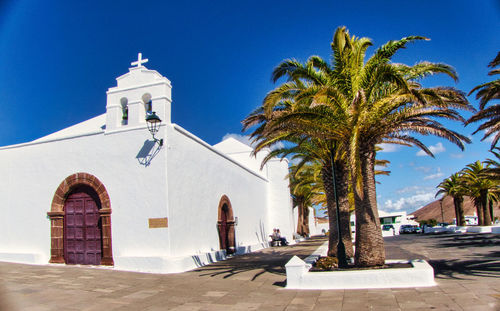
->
(467, 52, 500, 149)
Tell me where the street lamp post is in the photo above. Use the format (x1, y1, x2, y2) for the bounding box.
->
(330, 146, 348, 267)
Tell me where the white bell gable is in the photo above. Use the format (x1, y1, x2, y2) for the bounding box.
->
(105, 53, 172, 132)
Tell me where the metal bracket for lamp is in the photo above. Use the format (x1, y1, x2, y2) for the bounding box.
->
(145, 112, 164, 146)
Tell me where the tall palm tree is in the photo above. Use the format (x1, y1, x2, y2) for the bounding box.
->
(436, 173, 467, 226)
(324, 27, 472, 266)
(244, 26, 472, 267)
(467, 52, 500, 149)
(461, 161, 497, 225)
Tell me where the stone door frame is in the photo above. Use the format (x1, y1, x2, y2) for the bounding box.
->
(217, 195, 235, 254)
(47, 173, 114, 265)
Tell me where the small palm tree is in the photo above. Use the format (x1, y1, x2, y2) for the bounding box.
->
(289, 161, 323, 237)
(436, 173, 467, 226)
(461, 161, 497, 225)
(467, 52, 500, 149)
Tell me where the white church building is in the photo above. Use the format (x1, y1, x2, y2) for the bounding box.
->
(0, 54, 296, 273)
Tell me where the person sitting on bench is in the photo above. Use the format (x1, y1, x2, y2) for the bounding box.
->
(270, 228, 281, 246)
(276, 229, 288, 246)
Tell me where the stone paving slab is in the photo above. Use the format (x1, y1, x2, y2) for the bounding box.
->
(0, 234, 499, 310)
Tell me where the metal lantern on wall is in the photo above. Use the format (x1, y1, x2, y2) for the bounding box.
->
(145, 112, 163, 146)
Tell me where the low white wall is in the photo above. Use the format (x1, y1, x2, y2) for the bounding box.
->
(467, 226, 494, 233)
(285, 242, 436, 290)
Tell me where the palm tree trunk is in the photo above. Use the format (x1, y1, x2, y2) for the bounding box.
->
(480, 190, 492, 225)
(303, 205, 310, 236)
(354, 145, 385, 267)
(453, 196, 465, 226)
(475, 200, 484, 226)
(321, 163, 354, 258)
(489, 200, 495, 224)
(296, 201, 305, 236)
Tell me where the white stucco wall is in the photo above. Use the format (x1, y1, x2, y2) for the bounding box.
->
(166, 125, 271, 256)
(213, 139, 296, 242)
(265, 158, 295, 241)
(0, 124, 170, 265)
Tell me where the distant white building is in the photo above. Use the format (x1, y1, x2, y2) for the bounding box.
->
(0, 54, 295, 273)
(453, 215, 479, 226)
(348, 210, 418, 237)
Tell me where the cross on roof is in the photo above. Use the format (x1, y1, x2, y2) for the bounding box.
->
(131, 53, 149, 67)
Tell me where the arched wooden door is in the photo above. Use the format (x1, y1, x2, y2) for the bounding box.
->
(64, 192, 102, 265)
(219, 205, 229, 251)
(217, 196, 235, 254)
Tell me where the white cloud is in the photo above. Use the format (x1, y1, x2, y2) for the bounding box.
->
(416, 142, 446, 157)
(396, 185, 422, 194)
(450, 153, 465, 159)
(383, 192, 435, 212)
(423, 172, 444, 180)
(378, 143, 399, 153)
(423, 167, 443, 180)
(395, 185, 434, 195)
(414, 166, 432, 173)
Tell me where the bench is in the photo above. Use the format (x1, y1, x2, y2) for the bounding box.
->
(270, 239, 282, 247)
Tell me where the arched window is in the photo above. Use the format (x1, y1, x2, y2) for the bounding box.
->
(142, 93, 152, 114)
(120, 97, 128, 125)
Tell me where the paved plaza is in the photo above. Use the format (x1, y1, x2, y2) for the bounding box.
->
(0, 233, 499, 310)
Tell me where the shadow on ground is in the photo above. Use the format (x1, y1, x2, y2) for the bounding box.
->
(431, 256, 500, 280)
(429, 233, 500, 248)
(190, 236, 326, 283)
(424, 233, 500, 280)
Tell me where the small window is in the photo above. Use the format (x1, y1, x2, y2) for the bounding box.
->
(121, 97, 128, 125)
(142, 93, 152, 115)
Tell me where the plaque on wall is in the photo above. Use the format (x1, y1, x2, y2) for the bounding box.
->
(148, 217, 168, 228)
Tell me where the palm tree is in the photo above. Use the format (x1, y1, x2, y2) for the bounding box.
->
(436, 173, 467, 226)
(289, 161, 323, 237)
(485, 147, 500, 181)
(467, 52, 500, 149)
(244, 26, 472, 267)
(249, 137, 355, 259)
(325, 27, 472, 266)
(461, 160, 497, 225)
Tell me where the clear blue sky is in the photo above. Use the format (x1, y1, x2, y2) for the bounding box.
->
(0, 0, 499, 215)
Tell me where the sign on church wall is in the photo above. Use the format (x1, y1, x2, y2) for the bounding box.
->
(148, 217, 168, 228)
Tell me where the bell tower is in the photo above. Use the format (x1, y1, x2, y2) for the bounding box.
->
(105, 53, 172, 132)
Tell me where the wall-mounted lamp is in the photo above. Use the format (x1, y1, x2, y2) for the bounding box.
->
(145, 112, 163, 146)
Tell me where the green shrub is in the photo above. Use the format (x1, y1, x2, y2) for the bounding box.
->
(315, 256, 338, 270)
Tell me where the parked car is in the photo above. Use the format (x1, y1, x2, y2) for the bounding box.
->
(413, 225, 422, 233)
(399, 224, 416, 234)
